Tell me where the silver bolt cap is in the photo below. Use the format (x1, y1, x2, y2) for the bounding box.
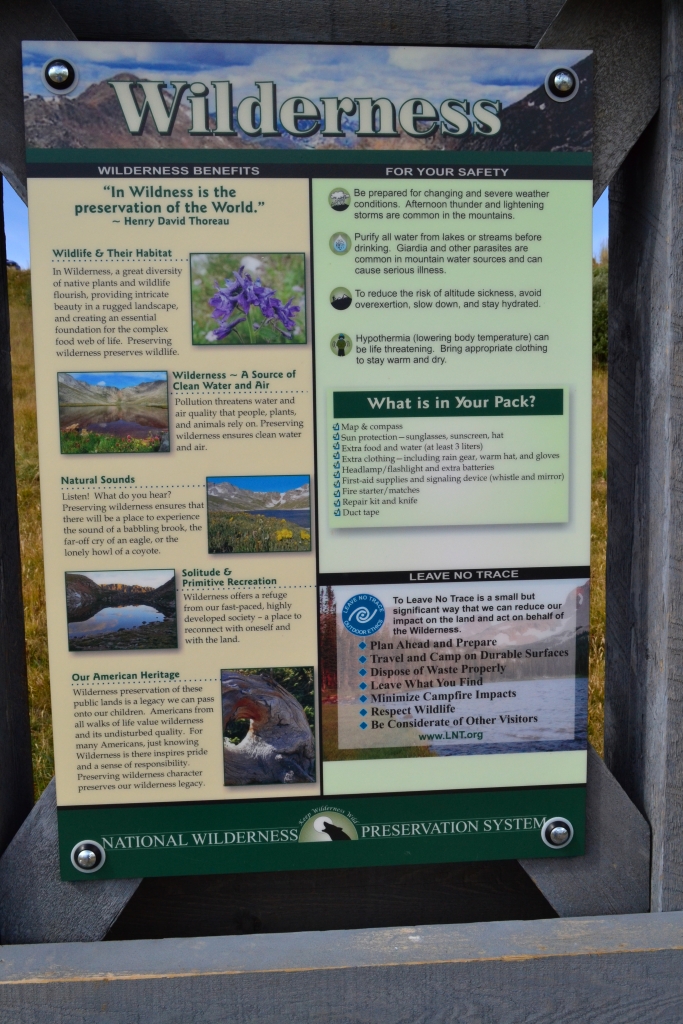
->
(46, 62, 70, 84)
(549, 825, 570, 846)
(76, 849, 97, 868)
(552, 70, 574, 94)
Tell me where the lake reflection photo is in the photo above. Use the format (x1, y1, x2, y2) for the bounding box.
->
(58, 371, 169, 454)
(66, 569, 177, 651)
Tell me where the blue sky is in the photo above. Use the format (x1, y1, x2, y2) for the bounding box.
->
(208, 475, 309, 493)
(5, 179, 610, 266)
(4, 183, 29, 268)
(62, 371, 167, 389)
(592, 189, 608, 259)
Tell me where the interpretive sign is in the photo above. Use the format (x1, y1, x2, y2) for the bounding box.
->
(22, 42, 592, 879)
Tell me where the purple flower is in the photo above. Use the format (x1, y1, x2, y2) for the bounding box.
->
(274, 297, 300, 333)
(209, 315, 246, 340)
(207, 265, 301, 341)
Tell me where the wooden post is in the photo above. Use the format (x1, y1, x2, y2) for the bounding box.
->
(605, 0, 683, 912)
(0, 180, 33, 853)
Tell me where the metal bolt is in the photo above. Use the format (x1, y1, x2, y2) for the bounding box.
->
(541, 816, 573, 848)
(552, 70, 574, 94)
(46, 62, 70, 85)
(71, 840, 105, 872)
(549, 825, 570, 846)
(76, 848, 97, 869)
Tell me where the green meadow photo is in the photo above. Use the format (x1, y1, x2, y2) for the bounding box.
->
(207, 476, 311, 553)
(191, 252, 306, 345)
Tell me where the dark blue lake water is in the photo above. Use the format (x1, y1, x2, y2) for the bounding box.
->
(68, 604, 164, 640)
(254, 509, 311, 528)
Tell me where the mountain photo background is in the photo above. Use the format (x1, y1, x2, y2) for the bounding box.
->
(22, 42, 591, 154)
(58, 371, 169, 453)
(207, 475, 311, 553)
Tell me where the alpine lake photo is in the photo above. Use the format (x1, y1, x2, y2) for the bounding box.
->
(58, 371, 170, 454)
(65, 569, 178, 651)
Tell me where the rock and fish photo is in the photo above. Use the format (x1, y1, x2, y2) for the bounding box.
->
(221, 667, 316, 786)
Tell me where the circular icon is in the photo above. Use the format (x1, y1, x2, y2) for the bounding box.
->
(342, 593, 385, 636)
(329, 188, 351, 212)
(43, 58, 78, 94)
(330, 287, 352, 311)
(330, 233, 352, 255)
(299, 811, 359, 842)
(540, 816, 574, 849)
(544, 67, 579, 103)
(330, 333, 353, 357)
(70, 839, 106, 873)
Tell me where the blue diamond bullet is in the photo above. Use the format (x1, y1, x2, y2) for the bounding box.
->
(358, 642, 367, 649)
(359, 669, 367, 676)
(359, 655, 367, 663)
(360, 722, 368, 729)
(360, 709, 367, 716)
(359, 682, 367, 689)
(360, 695, 368, 703)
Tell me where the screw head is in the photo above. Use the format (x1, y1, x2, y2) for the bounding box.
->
(552, 70, 574, 94)
(46, 62, 70, 85)
(544, 67, 579, 103)
(549, 825, 570, 846)
(541, 816, 574, 849)
(43, 59, 77, 93)
(70, 839, 106, 873)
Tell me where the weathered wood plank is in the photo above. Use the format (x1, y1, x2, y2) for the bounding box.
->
(538, 0, 661, 200)
(0, 180, 33, 855)
(605, 0, 683, 914)
(0, 0, 75, 201)
(0, 780, 140, 944)
(520, 745, 650, 915)
(2, 912, 683, 1022)
(52, 0, 565, 47)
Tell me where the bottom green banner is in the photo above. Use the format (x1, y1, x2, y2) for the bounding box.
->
(58, 786, 585, 880)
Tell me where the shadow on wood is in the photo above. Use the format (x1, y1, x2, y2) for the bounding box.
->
(106, 860, 555, 941)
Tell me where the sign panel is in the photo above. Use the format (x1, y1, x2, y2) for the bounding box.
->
(22, 43, 592, 879)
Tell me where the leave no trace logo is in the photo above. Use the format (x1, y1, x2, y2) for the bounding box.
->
(341, 593, 385, 636)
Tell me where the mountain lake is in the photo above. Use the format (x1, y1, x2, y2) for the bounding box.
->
(252, 509, 311, 527)
(59, 405, 169, 440)
(68, 604, 165, 640)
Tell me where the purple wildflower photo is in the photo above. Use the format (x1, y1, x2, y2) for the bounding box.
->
(191, 253, 306, 345)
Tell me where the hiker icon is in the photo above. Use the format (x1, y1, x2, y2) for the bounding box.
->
(331, 333, 353, 357)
